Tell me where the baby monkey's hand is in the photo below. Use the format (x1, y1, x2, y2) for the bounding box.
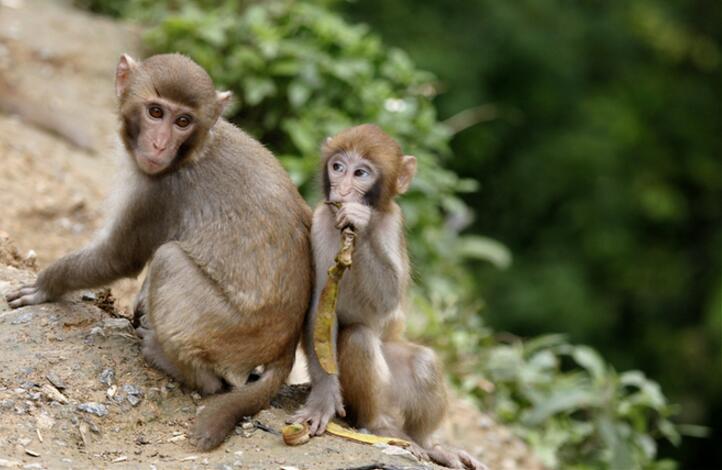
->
(334, 202, 372, 233)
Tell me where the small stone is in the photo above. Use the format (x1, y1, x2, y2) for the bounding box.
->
(111, 456, 127, 463)
(24, 250, 37, 263)
(127, 394, 140, 406)
(85, 420, 100, 434)
(41, 384, 68, 404)
(102, 318, 131, 331)
(99, 368, 115, 386)
(10, 311, 33, 325)
(77, 402, 108, 417)
(45, 372, 66, 390)
(24, 449, 39, 457)
(23, 464, 42, 469)
(0, 399, 15, 409)
(375, 443, 417, 462)
(78, 422, 89, 447)
(14, 402, 29, 414)
(123, 384, 143, 406)
(36, 413, 55, 430)
(106, 385, 117, 399)
(135, 435, 150, 445)
(81, 292, 97, 301)
(18, 437, 32, 446)
(0, 458, 21, 468)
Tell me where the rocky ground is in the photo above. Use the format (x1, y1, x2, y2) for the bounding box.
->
(0, 1, 544, 469)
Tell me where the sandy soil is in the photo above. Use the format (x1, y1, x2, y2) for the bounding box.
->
(0, 1, 543, 469)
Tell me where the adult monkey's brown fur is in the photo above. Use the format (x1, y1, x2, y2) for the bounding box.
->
(291, 125, 483, 469)
(6, 53, 313, 451)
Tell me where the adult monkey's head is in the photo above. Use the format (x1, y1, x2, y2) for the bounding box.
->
(115, 53, 231, 175)
(321, 124, 417, 212)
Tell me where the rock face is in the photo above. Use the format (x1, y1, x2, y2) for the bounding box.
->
(0, 1, 544, 469)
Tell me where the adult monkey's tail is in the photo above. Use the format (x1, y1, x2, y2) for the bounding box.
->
(190, 354, 294, 451)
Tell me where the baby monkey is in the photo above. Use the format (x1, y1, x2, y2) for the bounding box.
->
(291, 124, 483, 469)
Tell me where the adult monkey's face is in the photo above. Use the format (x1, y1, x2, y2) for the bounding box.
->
(115, 53, 231, 175)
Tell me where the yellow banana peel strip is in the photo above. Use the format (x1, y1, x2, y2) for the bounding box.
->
(326, 422, 411, 448)
(313, 204, 356, 375)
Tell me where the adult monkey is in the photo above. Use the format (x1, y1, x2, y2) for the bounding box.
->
(291, 125, 483, 469)
(6, 53, 313, 451)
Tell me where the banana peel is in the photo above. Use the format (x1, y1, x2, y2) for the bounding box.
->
(313, 201, 356, 375)
(281, 422, 411, 448)
(326, 422, 411, 448)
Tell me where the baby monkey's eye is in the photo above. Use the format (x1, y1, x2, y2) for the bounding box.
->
(175, 115, 192, 128)
(148, 105, 163, 119)
(332, 162, 344, 172)
(354, 169, 369, 178)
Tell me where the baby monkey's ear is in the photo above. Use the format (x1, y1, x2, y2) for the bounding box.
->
(396, 155, 417, 194)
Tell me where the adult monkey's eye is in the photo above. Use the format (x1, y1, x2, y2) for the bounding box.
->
(148, 105, 163, 119)
(175, 115, 192, 128)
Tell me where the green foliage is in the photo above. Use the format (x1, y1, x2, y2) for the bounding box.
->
(343, 0, 720, 467)
(76, 0, 688, 468)
(479, 337, 680, 469)
(413, 297, 685, 470)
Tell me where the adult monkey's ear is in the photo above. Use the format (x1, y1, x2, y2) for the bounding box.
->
(115, 53, 138, 98)
(396, 155, 417, 194)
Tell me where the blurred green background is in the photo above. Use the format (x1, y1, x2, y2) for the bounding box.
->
(339, 1, 721, 468)
(77, 0, 722, 468)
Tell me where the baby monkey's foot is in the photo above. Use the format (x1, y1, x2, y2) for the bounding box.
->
(287, 378, 345, 435)
(427, 444, 487, 470)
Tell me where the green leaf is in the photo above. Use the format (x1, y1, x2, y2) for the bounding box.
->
(288, 81, 312, 108)
(456, 236, 512, 269)
(521, 387, 598, 425)
(572, 346, 606, 382)
(243, 76, 276, 105)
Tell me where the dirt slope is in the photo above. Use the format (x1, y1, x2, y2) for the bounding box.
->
(0, 239, 448, 469)
(0, 1, 543, 469)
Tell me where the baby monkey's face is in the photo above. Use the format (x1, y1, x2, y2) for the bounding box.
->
(326, 152, 378, 205)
